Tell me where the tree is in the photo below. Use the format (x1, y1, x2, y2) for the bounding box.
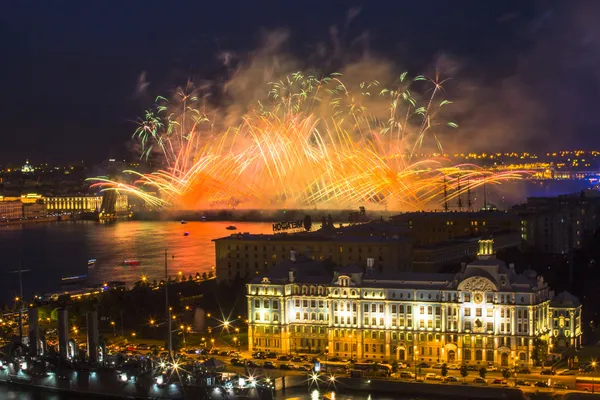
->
(202, 272, 208, 280)
(391, 360, 399, 373)
(208, 271, 214, 279)
(502, 368, 511, 380)
(532, 338, 549, 366)
(441, 363, 448, 378)
(479, 367, 487, 379)
(460, 365, 468, 382)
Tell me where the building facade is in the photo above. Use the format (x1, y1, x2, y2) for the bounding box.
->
(247, 240, 581, 367)
(390, 211, 521, 246)
(0, 200, 23, 220)
(514, 191, 600, 254)
(45, 195, 128, 213)
(214, 229, 412, 283)
(23, 203, 47, 218)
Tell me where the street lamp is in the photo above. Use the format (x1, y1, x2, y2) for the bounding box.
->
(180, 325, 187, 347)
(110, 321, 116, 336)
(592, 361, 597, 393)
(414, 346, 419, 381)
(211, 338, 215, 349)
(513, 356, 518, 387)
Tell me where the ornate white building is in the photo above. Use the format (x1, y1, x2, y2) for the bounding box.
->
(247, 240, 582, 367)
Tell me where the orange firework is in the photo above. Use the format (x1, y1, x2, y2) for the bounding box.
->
(88, 71, 527, 210)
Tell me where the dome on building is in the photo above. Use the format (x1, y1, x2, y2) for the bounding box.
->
(551, 291, 580, 308)
(21, 159, 34, 173)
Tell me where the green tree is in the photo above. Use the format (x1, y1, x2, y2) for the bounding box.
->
(479, 367, 487, 379)
(460, 365, 468, 382)
(441, 363, 448, 377)
(391, 360, 399, 373)
(531, 338, 549, 366)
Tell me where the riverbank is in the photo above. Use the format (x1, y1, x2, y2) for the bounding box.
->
(133, 208, 390, 224)
(0, 214, 74, 226)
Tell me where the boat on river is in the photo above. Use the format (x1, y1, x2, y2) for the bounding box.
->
(226, 225, 237, 230)
(123, 259, 140, 266)
(88, 259, 96, 267)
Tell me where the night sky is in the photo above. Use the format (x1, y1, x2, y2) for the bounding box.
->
(2, 0, 600, 164)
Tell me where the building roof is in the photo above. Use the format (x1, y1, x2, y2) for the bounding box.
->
(390, 210, 519, 220)
(213, 231, 405, 244)
(249, 240, 550, 294)
(551, 291, 581, 308)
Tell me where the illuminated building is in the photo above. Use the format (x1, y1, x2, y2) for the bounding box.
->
(45, 195, 128, 213)
(23, 203, 47, 218)
(247, 240, 581, 366)
(0, 200, 23, 220)
(21, 159, 34, 174)
(550, 292, 582, 351)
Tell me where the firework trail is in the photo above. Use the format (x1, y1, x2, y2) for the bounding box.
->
(89, 71, 526, 210)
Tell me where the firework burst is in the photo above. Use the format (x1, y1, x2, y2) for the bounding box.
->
(89, 71, 526, 210)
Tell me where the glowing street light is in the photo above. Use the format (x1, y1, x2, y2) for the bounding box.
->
(110, 321, 116, 336)
(592, 361, 597, 393)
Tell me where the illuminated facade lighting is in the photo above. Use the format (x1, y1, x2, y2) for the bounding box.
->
(247, 240, 582, 366)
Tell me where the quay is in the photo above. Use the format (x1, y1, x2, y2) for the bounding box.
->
(0, 362, 274, 400)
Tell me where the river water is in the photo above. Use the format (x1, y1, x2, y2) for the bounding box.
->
(0, 220, 274, 305)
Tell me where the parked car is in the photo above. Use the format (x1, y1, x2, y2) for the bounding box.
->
(329, 357, 343, 362)
(516, 367, 531, 374)
(425, 373, 437, 380)
(219, 351, 228, 356)
(492, 378, 507, 385)
(263, 361, 277, 369)
(432, 363, 444, 369)
(447, 364, 460, 370)
(400, 372, 416, 379)
(467, 365, 478, 371)
(279, 363, 295, 370)
(417, 362, 430, 368)
(473, 377, 487, 384)
(252, 352, 266, 359)
(487, 366, 498, 372)
(444, 376, 460, 382)
(557, 369, 575, 375)
(540, 369, 555, 375)
(516, 380, 531, 387)
(246, 361, 260, 368)
(277, 355, 291, 361)
(137, 344, 149, 350)
(534, 381, 549, 388)
(291, 357, 303, 363)
(297, 364, 312, 372)
(230, 358, 244, 366)
(553, 383, 569, 389)
(266, 352, 277, 359)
